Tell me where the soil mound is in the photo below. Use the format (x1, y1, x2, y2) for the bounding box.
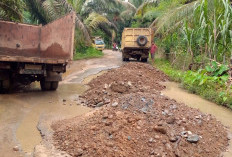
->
(80, 62, 168, 107)
(52, 62, 229, 157)
(53, 92, 228, 157)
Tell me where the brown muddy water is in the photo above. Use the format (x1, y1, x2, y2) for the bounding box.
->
(15, 83, 92, 154)
(162, 82, 232, 157)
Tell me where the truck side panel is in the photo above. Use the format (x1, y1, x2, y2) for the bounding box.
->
(40, 12, 75, 60)
(0, 22, 41, 58)
(0, 12, 75, 64)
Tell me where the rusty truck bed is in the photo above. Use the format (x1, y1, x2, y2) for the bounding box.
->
(0, 12, 75, 64)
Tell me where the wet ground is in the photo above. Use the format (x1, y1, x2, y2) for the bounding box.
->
(0, 50, 231, 156)
(0, 50, 122, 157)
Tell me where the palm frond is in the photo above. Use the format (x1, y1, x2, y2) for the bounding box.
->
(150, 0, 200, 35)
(85, 12, 113, 30)
(0, 0, 24, 22)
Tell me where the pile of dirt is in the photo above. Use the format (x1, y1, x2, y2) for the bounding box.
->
(53, 92, 229, 157)
(52, 62, 229, 157)
(80, 62, 169, 107)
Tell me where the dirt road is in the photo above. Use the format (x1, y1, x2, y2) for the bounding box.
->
(0, 50, 122, 157)
(0, 50, 231, 157)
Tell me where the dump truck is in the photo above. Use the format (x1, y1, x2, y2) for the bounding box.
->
(0, 12, 75, 91)
(121, 28, 153, 62)
(92, 37, 105, 51)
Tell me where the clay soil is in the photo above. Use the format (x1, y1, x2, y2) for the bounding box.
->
(52, 62, 229, 157)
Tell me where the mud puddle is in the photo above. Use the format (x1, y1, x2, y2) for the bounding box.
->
(16, 83, 91, 154)
(162, 82, 232, 157)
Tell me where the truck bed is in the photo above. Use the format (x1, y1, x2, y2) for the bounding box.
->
(0, 12, 75, 64)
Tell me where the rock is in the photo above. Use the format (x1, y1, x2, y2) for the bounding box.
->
(63, 99, 66, 102)
(128, 136, 131, 141)
(169, 136, 178, 142)
(109, 135, 113, 139)
(157, 121, 163, 126)
(13, 146, 19, 151)
(154, 135, 160, 139)
(167, 117, 175, 124)
(165, 143, 172, 151)
(104, 84, 108, 89)
(181, 131, 188, 138)
(111, 102, 118, 107)
(127, 81, 132, 86)
(96, 102, 104, 107)
(75, 148, 83, 156)
(141, 107, 148, 114)
(149, 138, 154, 143)
(187, 134, 199, 143)
(195, 115, 202, 119)
(104, 99, 111, 104)
(187, 131, 192, 135)
(170, 104, 177, 110)
(141, 97, 146, 102)
(154, 126, 167, 134)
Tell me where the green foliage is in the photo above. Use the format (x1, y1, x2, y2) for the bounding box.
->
(155, 59, 232, 108)
(74, 47, 103, 60)
(155, 0, 232, 64)
(205, 61, 229, 77)
(0, 0, 24, 22)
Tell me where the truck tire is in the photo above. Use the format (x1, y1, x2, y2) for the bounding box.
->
(0, 80, 10, 92)
(50, 81, 59, 91)
(40, 80, 51, 91)
(137, 36, 148, 46)
(141, 58, 148, 62)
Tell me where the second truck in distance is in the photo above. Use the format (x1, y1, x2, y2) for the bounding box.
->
(121, 28, 153, 62)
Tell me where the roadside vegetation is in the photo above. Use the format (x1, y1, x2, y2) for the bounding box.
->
(74, 47, 103, 60)
(155, 59, 232, 108)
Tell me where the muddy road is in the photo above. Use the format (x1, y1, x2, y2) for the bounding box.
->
(0, 50, 121, 157)
(0, 50, 232, 157)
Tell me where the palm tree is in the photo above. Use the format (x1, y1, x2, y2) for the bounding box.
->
(0, 0, 24, 22)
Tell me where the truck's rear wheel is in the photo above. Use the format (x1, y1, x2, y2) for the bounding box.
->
(50, 81, 59, 91)
(40, 80, 51, 91)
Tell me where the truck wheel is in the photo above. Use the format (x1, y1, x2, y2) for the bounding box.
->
(40, 80, 51, 91)
(141, 58, 148, 62)
(50, 81, 59, 91)
(0, 80, 10, 92)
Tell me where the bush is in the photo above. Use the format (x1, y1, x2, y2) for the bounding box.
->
(74, 47, 103, 60)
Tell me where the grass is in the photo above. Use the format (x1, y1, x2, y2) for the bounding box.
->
(154, 58, 232, 108)
(74, 47, 104, 60)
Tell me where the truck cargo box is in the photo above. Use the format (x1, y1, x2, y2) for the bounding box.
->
(0, 12, 75, 64)
(121, 28, 153, 50)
